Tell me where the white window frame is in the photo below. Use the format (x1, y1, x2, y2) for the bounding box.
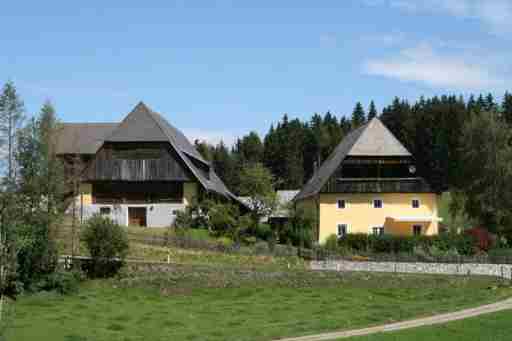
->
(411, 198, 420, 209)
(337, 198, 347, 210)
(371, 226, 385, 236)
(337, 223, 349, 238)
(372, 198, 383, 209)
(413, 224, 422, 236)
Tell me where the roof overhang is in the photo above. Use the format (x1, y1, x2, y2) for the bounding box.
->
(388, 216, 443, 223)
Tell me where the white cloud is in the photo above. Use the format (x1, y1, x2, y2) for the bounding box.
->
(182, 128, 241, 147)
(363, 43, 505, 90)
(365, 0, 512, 34)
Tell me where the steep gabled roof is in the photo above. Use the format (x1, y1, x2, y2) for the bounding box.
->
(57, 102, 237, 201)
(294, 118, 412, 201)
(56, 123, 117, 155)
(347, 118, 411, 157)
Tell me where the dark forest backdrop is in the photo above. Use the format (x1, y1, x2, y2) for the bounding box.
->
(195, 93, 512, 195)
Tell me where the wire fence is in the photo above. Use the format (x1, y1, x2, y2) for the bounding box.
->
(311, 249, 512, 265)
(56, 228, 512, 265)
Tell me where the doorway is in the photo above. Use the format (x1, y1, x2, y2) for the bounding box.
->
(128, 207, 147, 227)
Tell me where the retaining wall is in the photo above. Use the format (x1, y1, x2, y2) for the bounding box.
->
(310, 260, 512, 279)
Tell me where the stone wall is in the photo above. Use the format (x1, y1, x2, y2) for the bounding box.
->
(310, 260, 512, 279)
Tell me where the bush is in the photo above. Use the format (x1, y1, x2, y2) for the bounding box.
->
(337, 232, 477, 256)
(208, 202, 240, 237)
(16, 220, 59, 289)
(34, 270, 84, 295)
(216, 237, 234, 251)
(81, 215, 129, 278)
(254, 223, 273, 241)
(339, 233, 369, 251)
(324, 234, 339, 252)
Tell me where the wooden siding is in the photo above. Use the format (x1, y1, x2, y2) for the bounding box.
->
(92, 181, 184, 204)
(321, 156, 433, 194)
(85, 142, 192, 181)
(322, 178, 433, 193)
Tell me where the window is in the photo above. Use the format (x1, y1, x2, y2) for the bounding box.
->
(100, 207, 111, 216)
(373, 199, 383, 208)
(337, 224, 348, 238)
(372, 226, 384, 236)
(412, 199, 420, 208)
(337, 199, 346, 209)
(413, 225, 422, 236)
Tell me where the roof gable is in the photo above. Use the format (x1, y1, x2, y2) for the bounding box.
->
(106, 102, 169, 142)
(347, 118, 411, 157)
(294, 118, 413, 201)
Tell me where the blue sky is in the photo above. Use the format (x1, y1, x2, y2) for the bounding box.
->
(1, 0, 511, 145)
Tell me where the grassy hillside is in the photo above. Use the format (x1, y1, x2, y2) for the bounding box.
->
(5, 270, 512, 341)
(345, 309, 512, 341)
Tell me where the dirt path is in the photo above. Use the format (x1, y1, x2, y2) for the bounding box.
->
(274, 298, 512, 341)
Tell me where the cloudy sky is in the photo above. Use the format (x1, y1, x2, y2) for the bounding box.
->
(1, 0, 510, 145)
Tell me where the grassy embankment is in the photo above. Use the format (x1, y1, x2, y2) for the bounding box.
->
(5, 269, 512, 341)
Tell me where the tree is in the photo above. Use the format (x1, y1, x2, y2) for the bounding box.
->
(15, 102, 66, 287)
(237, 163, 278, 225)
(502, 92, 512, 125)
(81, 215, 129, 278)
(0, 81, 25, 181)
(368, 100, 378, 120)
(212, 141, 235, 189)
(457, 111, 512, 234)
(351, 102, 366, 128)
(0, 191, 19, 326)
(194, 139, 214, 161)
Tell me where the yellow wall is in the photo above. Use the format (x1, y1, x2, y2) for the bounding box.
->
(79, 183, 92, 205)
(318, 193, 439, 243)
(183, 182, 198, 206)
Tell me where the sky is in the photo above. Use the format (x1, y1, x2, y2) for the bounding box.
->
(1, 0, 511, 146)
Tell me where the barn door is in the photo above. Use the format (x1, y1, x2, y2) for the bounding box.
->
(128, 207, 147, 227)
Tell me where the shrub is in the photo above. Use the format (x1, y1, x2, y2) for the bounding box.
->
(339, 233, 368, 251)
(81, 215, 129, 278)
(16, 220, 59, 289)
(208, 202, 240, 237)
(323, 234, 339, 253)
(254, 223, 273, 241)
(216, 237, 234, 251)
(34, 270, 84, 294)
(487, 247, 512, 263)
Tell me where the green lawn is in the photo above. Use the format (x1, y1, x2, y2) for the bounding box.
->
(345, 309, 512, 341)
(5, 270, 512, 341)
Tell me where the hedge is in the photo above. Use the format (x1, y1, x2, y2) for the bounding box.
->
(337, 233, 477, 256)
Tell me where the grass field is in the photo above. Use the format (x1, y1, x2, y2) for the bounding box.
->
(5, 270, 512, 341)
(345, 309, 512, 341)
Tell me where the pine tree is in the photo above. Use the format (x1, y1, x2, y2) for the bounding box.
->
(0, 81, 25, 181)
(368, 101, 378, 120)
(212, 141, 234, 189)
(502, 92, 512, 125)
(194, 140, 214, 161)
(351, 102, 366, 128)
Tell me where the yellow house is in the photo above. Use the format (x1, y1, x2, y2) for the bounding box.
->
(294, 117, 442, 244)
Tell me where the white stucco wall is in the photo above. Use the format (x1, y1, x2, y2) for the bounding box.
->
(80, 203, 187, 227)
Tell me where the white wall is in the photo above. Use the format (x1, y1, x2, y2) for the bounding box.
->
(80, 203, 187, 227)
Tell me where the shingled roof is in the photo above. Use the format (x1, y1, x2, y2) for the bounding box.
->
(294, 117, 412, 201)
(56, 102, 237, 201)
(55, 123, 117, 155)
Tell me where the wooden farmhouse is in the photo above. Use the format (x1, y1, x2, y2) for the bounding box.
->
(56, 102, 239, 227)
